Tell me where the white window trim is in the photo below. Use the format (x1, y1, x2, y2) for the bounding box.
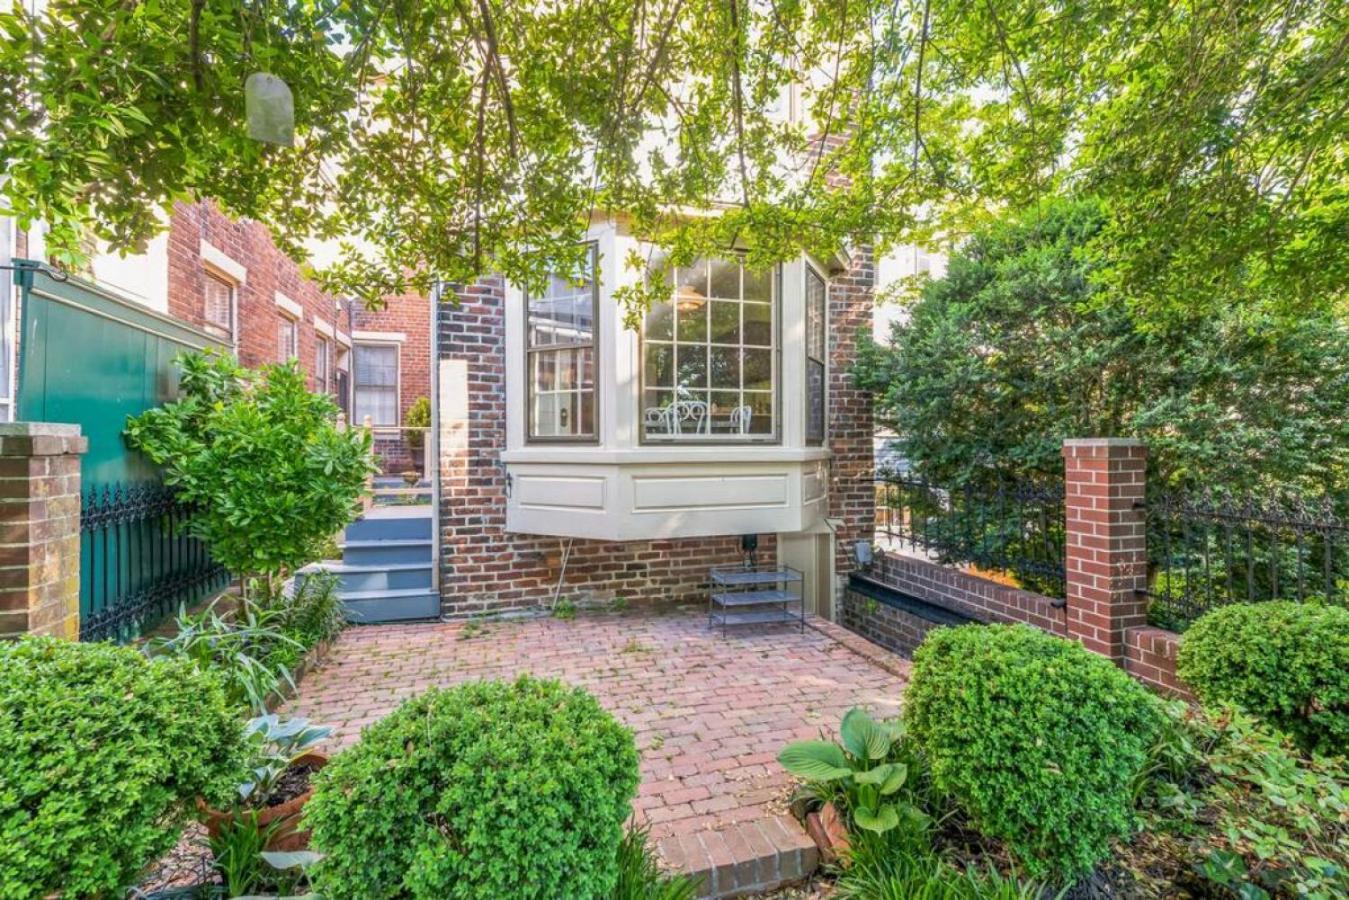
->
(200, 240, 247, 284)
(274, 291, 304, 319)
(352, 340, 401, 428)
(335, 330, 352, 348)
(277, 314, 299, 362)
(352, 329, 406, 343)
(313, 316, 335, 338)
(201, 267, 238, 345)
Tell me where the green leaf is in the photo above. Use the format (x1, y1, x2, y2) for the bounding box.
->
(840, 707, 890, 761)
(261, 849, 324, 870)
(854, 762, 908, 796)
(777, 741, 852, 781)
(852, 804, 900, 834)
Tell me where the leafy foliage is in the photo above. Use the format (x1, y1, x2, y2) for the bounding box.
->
(0, 637, 244, 899)
(1139, 703, 1349, 899)
(834, 830, 1047, 900)
(857, 199, 1349, 497)
(779, 707, 928, 837)
(274, 570, 346, 659)
(905, 624, 1163, 881)
(2, 1, 1342, 329)
(1177, 602, 1349, 756)
(304, 675, 640, 898)
(237, 714, 332, 808)
(612, 827, 698, 900)
(125, 351, 374, 582)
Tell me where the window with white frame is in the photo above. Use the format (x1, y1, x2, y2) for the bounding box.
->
(315, 336, 330, 394)
(641, 255, 776, 442)
(353, 342, 399, 426)
(525, 244, 598, 441)
(277, 315, 298, 362)
(203, 272, 235, 341)
(805, 265, 827, 444)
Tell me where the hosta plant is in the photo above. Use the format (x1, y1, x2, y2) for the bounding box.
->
(778, 707, 926, 836)
(238, 714, 333, 807)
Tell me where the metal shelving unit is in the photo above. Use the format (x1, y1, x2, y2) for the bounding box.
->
(708, 565, 805, 636)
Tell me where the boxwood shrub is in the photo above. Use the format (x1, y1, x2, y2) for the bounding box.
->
(304, 675, 640, 899)
(0, 637, 245, 898)
(1177, 601, 1349, 756)
(905, 624, 1162, 881)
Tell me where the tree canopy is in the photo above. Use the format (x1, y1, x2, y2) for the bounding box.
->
(857, 198, 1349, 496)
(1, 0, 1344, 320)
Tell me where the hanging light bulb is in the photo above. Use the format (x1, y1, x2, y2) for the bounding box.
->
(245, 72, 294, 146)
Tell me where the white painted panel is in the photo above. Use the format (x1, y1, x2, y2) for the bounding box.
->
(516, 475, 606, 510)
(632, 474, 788, 511)
(803, 463, 827, 502)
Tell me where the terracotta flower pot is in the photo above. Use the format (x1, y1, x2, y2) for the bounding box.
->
(804, 801, 852, 866)
(198, 752, 329, 851)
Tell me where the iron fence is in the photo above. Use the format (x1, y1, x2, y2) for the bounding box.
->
(80, 483, 230, 642)
(1145, 491, 1348, 631)
(874, 472, 1067, 597)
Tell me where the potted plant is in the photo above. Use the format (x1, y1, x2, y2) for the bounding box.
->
(200, 714, 333, 851)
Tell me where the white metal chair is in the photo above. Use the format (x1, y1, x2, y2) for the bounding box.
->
(673, 400, 708, 434)
(728, 405, 753, 434)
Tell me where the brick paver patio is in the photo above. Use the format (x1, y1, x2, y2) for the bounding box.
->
(282, 609, 910, 894)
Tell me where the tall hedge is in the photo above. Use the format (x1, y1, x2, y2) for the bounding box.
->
(0, 638, 244, 898)
(305, 676, 640, 899)
(1177, 602, 1349, 756)
(905, 624, 1162, 881)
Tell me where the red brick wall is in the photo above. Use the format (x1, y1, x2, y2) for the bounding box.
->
(828, 246, 876, 577)
(165, 201, 353, 396)
(871, 552, 1068, 635)
(352, 290, 431, 425)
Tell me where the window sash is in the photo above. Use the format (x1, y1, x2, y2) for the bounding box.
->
(805, 266, 827, 444)
(277, 317, 297, 361)
(315, 337, 330, 393)
(353, 343, 399, 426)
(204, 273, 234, 334)
(525, 243, 599, 441)
(641, 256, 778, 443)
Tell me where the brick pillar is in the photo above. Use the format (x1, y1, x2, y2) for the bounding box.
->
(0, 423, 87, 639)
(1062, 438, 1147, 662)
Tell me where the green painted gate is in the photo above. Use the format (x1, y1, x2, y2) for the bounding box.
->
(15, 262, 231, 641)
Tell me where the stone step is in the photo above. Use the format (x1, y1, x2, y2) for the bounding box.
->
(338, 587, 440, 623)
(344, 511, 433, 542)
(655, 815, 819, 899)
(339, 538, 433, 566)
(309, 561, 433, 592)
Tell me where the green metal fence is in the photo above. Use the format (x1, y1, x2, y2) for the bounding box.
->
(15, 262, 231, 641)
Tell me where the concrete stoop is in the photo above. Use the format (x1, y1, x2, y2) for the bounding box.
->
(656, 814, 820, 898)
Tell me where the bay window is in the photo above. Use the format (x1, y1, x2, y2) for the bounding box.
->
(526, 244, 598, 441)
(642, 255, 777, 442)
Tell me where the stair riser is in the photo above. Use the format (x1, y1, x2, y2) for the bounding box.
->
(341, 544, 433, 565)
(342, 593, 441, 623)
(336, 568, 433, 591)
(344, 516, 434, 541)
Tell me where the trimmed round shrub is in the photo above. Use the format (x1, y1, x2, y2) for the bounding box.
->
(1177, 601, 1349, 756)
(905, 624, 1162, 881)
(305, 675, 640, 899)
(0, 637, 245, 898)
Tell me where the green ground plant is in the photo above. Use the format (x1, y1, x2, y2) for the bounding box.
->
(0, 638, 244, 899)
(905, 624, 1163, 880)
(304, 675, 639, 898)
(1177, 602, 1349, 756)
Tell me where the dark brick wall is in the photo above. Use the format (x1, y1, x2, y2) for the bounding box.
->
(839, 586, 951, 658)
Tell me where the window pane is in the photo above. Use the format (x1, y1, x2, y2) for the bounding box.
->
(355, 344, 398, 386)
(746, 391, 774, 434)
(353, 344, 398, 426)
(710, 300, 740, 345)
(204, 274, 233, 331)
(710, 346, 739, 389)
(277, 318, 297, 361)
(675, 259, 708, 302)
(355, 386, 397, 427)
(743, 348, 772, 391)
(645, 300, 674, 341)
(708, 258, 740, 299)
(675, 343, 708, 389)
(743, 266, 772, 301)
(644, 342, 674, 388)
(743, 302, 772, 346)
(806, 267, 827, 361)
(676, 297, 707, 343)
(528, 251, 594, 348)
(807, 359, 825, 443)
(710, 391, 744, 434)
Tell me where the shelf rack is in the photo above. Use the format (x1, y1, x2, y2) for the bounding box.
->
(707, 565, 805, 636)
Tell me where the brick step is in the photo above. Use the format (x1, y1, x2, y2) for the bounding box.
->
(655, 815, 819, 899)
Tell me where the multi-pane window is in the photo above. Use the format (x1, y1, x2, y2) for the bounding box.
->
(277, 315, 298, 361)
(353, 343, 399, 426)
(315, 336, 330, 394)
(642, 256, 776, 441)
(805, 266, 827, 444)
(203, 273, 234, 340)
(525, 244, 597, 440)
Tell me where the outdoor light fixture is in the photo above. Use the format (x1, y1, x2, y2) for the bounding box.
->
(741, 533, 759, 568)
(852, 540, 873, 569)
(246, 73, 295, 146)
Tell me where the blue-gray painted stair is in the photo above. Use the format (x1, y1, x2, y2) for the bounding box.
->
(299, 507, 439, 624)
